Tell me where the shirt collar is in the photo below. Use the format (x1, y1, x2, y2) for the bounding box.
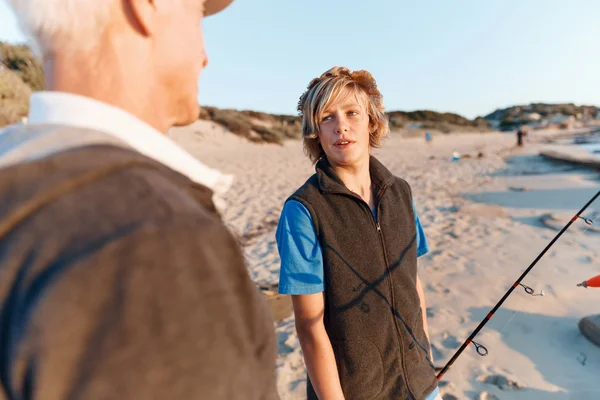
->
(27, 91, 233, 210)
(316, 155, 395, 196)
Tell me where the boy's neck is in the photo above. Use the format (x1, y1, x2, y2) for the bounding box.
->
(332, 157, 374, 208)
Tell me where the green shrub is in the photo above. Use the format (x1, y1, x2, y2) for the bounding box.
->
(0, 42, 44, 91)
(0, 68, 31, 126)
(250, 124, 283, 144)
(211, 109, 253, 137)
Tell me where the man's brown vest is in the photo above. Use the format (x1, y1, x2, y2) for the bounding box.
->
(0, 124, 279, 399)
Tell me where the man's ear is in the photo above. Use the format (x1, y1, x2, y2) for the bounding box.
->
(122, 0, 157, 36)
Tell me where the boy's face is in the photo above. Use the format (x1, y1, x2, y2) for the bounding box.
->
(317, 87, 372, 169)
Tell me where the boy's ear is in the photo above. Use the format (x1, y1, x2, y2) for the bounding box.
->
(369, 117, 376, 134)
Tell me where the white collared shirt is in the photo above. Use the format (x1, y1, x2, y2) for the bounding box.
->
(22, 91, 233, 210)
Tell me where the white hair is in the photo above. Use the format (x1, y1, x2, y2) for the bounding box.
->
(5, 0, 116, 56)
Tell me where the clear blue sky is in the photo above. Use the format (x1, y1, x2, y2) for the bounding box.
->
(1, 0, 599, 119)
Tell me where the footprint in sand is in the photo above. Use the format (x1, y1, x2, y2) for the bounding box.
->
(427, 249, 444, 258)
(426, 307, 436, 318)
(431, 344, 445, 361)
(445, 230, 460, 240)
(479, 374, 522, 391)
(437, 380, 450, 389)
(441, 333, 461, 349)
(427, 283, 451, 295)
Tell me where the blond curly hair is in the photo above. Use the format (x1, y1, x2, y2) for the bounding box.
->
(297, 66, 389, 163)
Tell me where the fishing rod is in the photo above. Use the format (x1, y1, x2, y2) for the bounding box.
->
(436, 189, 600, 380)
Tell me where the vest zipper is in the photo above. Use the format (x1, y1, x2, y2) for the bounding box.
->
(356, 193, 406, 342)
(370, 196, 416, 399)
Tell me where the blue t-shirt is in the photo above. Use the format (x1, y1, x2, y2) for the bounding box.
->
(276, 199, 430, 295)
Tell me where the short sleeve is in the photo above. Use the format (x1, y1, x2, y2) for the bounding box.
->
(276, 200, 325, 294)
(413, 200, 430, 258)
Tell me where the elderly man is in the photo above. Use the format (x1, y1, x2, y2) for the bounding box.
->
(0, 1, 278, 399)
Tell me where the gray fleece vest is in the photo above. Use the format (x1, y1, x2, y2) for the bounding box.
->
(289, 156, 437, 400)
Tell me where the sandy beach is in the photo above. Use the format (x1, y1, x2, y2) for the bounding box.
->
(170, 122, 600, 400)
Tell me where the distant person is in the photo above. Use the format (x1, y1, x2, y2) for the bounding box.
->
(0, 0, 279, 399)
(425, 131, 432, 145)
(276, 67, 440, 399)
(517, 128, 525, 147)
